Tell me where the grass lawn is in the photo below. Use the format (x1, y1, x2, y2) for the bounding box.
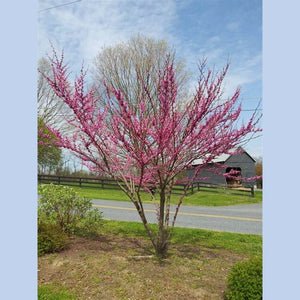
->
(38, 284, 77, 300)
(38, 220, 262, 299)
(100, 220, 262, 256)
(69, 185, 262, 206)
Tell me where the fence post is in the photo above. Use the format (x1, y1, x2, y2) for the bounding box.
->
(251, 186, 254, 197)
(101, 179, 104, 189)
(79, 177, 82, 187)
(58, 176, 61, 185)
(191, 184, 194, 194)
(197, 182, 200, 191)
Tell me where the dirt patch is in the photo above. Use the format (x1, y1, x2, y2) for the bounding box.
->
(38, 234, 245, 299)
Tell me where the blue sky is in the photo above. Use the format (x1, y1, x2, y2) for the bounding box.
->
(38, 0, 262, 157)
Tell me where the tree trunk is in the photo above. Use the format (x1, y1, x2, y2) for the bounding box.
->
(155, 227, 169, 258)
(131, 186, 172, 258)
(155, 188, 170, 258)
(132, 199, 157, 250)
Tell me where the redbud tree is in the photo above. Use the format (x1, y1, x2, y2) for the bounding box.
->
(40, 51, 261, 257)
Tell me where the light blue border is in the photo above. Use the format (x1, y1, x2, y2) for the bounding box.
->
(1, 1, 37, 299)
(263, 0, 300, 298)
(2, 0, 299, 298)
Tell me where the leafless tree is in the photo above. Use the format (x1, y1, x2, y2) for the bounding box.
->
(92, 34, 191, 114)
(38, 58, 63, 125)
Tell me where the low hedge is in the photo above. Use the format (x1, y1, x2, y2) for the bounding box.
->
(38, 219, 69, 256)
(225, 256, 262, 300)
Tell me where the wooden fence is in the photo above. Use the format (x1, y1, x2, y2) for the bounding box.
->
(38, 174, 254, 197)
(189, 181, 254, 197)
(38, 174, 119, 189)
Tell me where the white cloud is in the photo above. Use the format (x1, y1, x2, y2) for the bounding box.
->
(223, 54, 262, 97)
(39, 0, 261, 93)
(38, 0, 177, 72)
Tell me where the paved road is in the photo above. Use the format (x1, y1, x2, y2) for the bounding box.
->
(92, 199, 262, 235)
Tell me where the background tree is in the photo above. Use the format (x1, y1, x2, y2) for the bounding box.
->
(92, 34, 191, 114)
(38, 57, 77, 173)
(40, 49, 261, 258)
(38, 118, 63, 174)
(38, 58, 65, 127)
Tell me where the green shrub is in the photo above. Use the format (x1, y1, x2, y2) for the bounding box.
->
(71, 209, 104, 237)
(38, 184, 103, 236)
(225, 256, 262, 300)
(38, 218, 69, 256)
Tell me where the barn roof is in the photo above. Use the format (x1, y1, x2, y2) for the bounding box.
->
(191, 147, 255, 166)
(192, 153, 231, 165)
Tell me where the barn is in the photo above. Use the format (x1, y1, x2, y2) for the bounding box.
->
(186, 147, 256, 188)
